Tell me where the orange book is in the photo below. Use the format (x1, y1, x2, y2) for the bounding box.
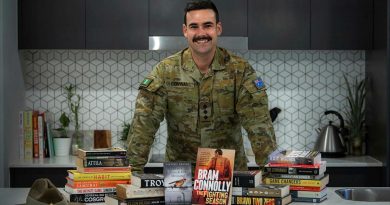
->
(66, 177, 129, 188)
(32, 111, 39, 158)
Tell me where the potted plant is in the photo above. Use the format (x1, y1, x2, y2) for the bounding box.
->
(52, 112, 72, 156)
(120, 122, 131, 148)
(343, 74, 366, 155)
(64, 84, 83, 155)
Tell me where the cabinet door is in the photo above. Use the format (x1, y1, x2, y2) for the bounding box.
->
(311, 0, 372, 49)
(86, 0, 148, 49)
(149, 0, 247, 36)
(248, 0, 310, 49)
(18, 0, 85, 49)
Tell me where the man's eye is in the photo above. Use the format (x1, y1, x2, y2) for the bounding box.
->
(189, 25, 198, 29)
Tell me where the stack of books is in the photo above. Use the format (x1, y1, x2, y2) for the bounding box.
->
(63, 147, 131, 204)
(105, 173, 164, 205)
(231, 170, 292, 205)
(263, 150, 328, 203)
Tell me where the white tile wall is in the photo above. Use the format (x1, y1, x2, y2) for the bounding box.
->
(21, 49, 365, 157)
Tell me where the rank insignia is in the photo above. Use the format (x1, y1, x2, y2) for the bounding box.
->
(140, 78, 153, 88)
(253, 77, 265, 89)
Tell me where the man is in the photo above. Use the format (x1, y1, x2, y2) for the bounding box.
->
(207, 149, 232, 181)
(127, 0, 276, 172)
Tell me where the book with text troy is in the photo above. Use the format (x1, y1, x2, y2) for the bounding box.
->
(192, 148, 235, 205)
(77, 147, 127, 158)
(131, 173, 164, 188)
(268, 150, 321, 165)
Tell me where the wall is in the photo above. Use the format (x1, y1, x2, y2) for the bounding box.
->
(20, 49, 365, 158)
(3, 0, 25, 187)
(0, 0, 5, 187)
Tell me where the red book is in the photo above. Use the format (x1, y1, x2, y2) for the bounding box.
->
(66, 177, 129, 188)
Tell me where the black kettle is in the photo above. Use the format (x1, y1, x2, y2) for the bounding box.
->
(314, 110, 347, 157)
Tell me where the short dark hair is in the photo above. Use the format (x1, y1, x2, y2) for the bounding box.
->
(184, 0, 219, 25)
(215, 149, 223, 155)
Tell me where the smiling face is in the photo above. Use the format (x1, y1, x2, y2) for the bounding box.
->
(183, 9, 222, 58)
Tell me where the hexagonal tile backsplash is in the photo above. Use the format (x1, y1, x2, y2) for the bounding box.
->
(21, 50, 365, 157)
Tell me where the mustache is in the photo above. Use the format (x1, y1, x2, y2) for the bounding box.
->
(192, 35, 212, 42)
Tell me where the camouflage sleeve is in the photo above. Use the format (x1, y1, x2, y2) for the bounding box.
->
(236, 65, 277, 166)
(127, 65, 166, 172)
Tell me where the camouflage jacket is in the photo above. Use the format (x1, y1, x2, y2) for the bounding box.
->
(127, 47, 276, 172)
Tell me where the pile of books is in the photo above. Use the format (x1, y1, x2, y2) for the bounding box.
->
(63, 147, 131, 204)
(231, 170, 292, 205)
(105, 172, 164, 205)
(263, 150, 328, 203)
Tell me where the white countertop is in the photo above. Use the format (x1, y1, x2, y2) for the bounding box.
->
(323, 155, 383, 167)
(1, 187, 389, 205)
(9, 156, 76, 168)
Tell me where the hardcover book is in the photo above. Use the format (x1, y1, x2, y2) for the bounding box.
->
(248, 184, 290, 198)
(62, 191, 115, 203)
(268, 150, 321, 165)
(267, 173, 325, 180)
(291, 195, 327, 203)
(232, 194, 292, 205)
(290, 187, 328, 199)
(77, 166, 131, 173)
(131, 173, 164, 188)
(163, 161, 192, 204)
(264, 161, 326, 175)
(78, 147, 127, 158)
(105, 195, 165, 205)
(232, 170, 262, 187)
(66, 177, 129, 188)
(68, 170, 130, 181)
(264, 174, 329, 188)
(192, 148, 235, 205)
(23, 110, 33, 159)
(116, 184, 164, 199)
(64, 184, 116, 194)
(76, 156, 129, 167)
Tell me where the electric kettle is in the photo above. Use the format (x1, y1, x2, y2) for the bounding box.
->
(314, 110, 347, 157)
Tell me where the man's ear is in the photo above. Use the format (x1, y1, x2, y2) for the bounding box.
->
(217, 22, 222, 36)
(183, 24, 188, 38)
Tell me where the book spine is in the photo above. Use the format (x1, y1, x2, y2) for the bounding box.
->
(32, 111, 39, 158)
(23, 111, 33, 159)
(117, 186, 164, 199)
(78, 166, 131, 173)
(264, 177, 322, 187)
(290, 190, 326, 198)
(70, 171, 130, 181)
(18, 111, 24, 159)
(233, 175, 257, 187)
(264, 166, 321, 175)
(67, 178, 129, 188)
(80, 151, 127, 158)
(68, 192, 115, 203)
(232, 195, 283, 205)
(289, 186, 322, 191)
(37, 113, 44, 158)
(138, 178, 165, 188)
(268, 173, 323, 180)
(247, 188, 282, 198)
(291, 196, 326, 203)
(65, 184, 116, 194)
(82, 158, 129, 167)
(105, 196, 165, 205)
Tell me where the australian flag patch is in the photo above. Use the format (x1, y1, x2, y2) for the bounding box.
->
(253, 77, 265, 90)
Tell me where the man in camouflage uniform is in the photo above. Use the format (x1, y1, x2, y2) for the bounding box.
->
(127, 0, 276, 172)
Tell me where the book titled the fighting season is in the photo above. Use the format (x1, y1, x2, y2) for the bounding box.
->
(66, 177, 129, 188)
(131, 173, 164, 188)
(264, 174, 329, 188)
(64, 184, 116, 194)
(290, 187, 328, 199)
(248, 184, 290, 198)
(116, 184, 164, 199)
(78, 147, 127, 158)
(192, 148, 235, 205)
(232, 194, 292, 205)
(264, 161, 326, 175)
(76, 157, 129, 167)
(105, 195, 165, 205)
(68, 170, 130, 181)
(268, 150, 321, 165)
(232, 170, 262, 187)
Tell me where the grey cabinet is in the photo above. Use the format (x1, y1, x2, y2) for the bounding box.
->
(311, 0, 372, 49)
(149, 0, 247, 36)
(248, 0, 310, 49)
(86, 0, 148, 49)
(18, 0, 85, 49)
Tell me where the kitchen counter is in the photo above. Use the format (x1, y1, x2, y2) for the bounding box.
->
(323, 155, 383, 167)
(1, 187, 389, 205)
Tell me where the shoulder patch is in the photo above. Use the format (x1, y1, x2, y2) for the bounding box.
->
(253, 77, 265, 90)
(140, 78, 153, 88)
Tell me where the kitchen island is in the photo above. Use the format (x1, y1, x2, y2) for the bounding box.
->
(1, 187, 389, 205)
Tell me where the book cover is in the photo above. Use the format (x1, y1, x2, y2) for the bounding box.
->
(248, 184, 290, 198)
(232, 170, 262, 187)
(290, 187, 328, 198)
(264, 161, 326, 175)
(77, 166, 131, 173)
(66, 177, 129, 188)
(268, 150, 321, 165)
(32, 110, 39, 158)
(232, 194, 292, 205)
(68, 170, 131, 181)
(291, 195, 327, 203)
(104, 195, 165, 205)
(64, 184, 116, 194)
(192, 148, 235, 205)
(62, 191, 115, 203)
(131, 173, 164, 188)
(116, 184, 164, 199)
(78, 147, 127, 158)
(76, 157, 129, 168)
(23, 110, 33, 159)
(164, 161, 192, 204)
(264, 174, 329, 188)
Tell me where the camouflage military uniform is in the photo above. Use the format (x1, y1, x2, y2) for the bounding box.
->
(127, 47, 276, 172)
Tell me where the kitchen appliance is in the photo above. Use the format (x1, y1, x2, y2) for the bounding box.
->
(315, 110, 347, 157)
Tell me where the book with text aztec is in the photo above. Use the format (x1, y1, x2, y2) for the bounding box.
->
(192, 148, 235, 205)
(68, 169, 130, 181)
(131, 173, 164, 188)
(268, 150, 321, 165)
(78, 147, 127, 158)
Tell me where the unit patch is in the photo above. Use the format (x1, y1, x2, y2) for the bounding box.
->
(140, 78, 153, 88)
(253, 77, 265, 90)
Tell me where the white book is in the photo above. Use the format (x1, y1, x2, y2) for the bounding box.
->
(37, 114, 44, 158)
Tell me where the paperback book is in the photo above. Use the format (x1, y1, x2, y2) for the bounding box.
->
(78, 147, 127, 158)
(164, 161, 192, 204)
(264, 161, 326, 175)
(247, 184, 290, 198)
(116, 184, 164, 199)
(131, 173, 164, 188)
(191, 148, 235, 205)
(264, 174, 329, 188)
(76, 157, 129, 167)
(68, 170, 130, 181)
(104, 195, 165, 205)
(268, 150, 321, 165)
(232, 170, 262, 187)
(232, 194, 292, 205)
(290, 187, 328, 198)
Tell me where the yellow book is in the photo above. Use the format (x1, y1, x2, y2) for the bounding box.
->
(264, 174, 329, 187)
(67, 170, 131, 181)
